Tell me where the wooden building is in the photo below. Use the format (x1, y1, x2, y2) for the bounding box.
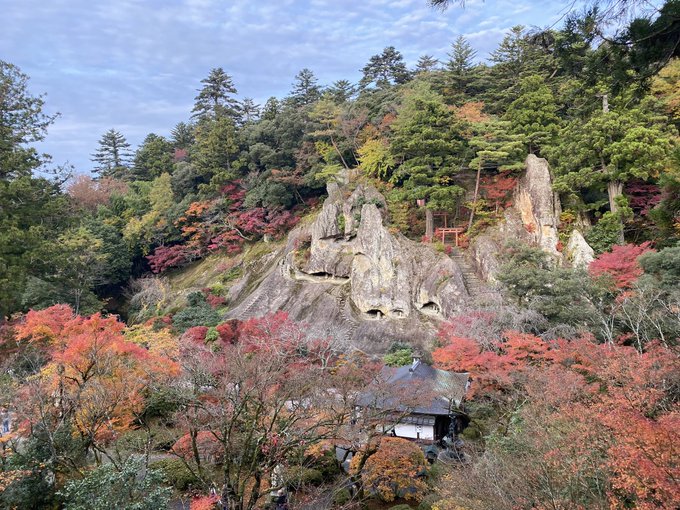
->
(361, 357, 470, 443)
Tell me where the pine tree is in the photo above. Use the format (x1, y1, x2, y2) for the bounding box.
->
(91, 129, 133, 179)
(444, 36, 478, 103)
(390, 82, 467, 237)
(170, 122, 194, 149)
(466, 116, 525, 228)
(447, 36, 476, 75)
(360, 46, 411, 89)
(239, 97, 260, 123)
(415, 55, 439, 74)
(551, 98, 677, 243)
(503, 74, 560, 154)
(288, 68, 321, 107)
(0, 61, 67, 316)
(327, 79, 356, 104)
(485, 25, 530, 110)
(193, 116, 238, 185)
(132, 133, 173, 181)
(192, 67, 240, 121)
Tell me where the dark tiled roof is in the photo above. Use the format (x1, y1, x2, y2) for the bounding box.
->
(360, 361, 469, 416)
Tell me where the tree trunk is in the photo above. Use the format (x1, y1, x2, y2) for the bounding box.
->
(607, 180, 623, 214)
(607, 179, 625, 244)
(330, 134, 350, 170)
(425, 208, 434, 241)
(467, 163, 482, 232)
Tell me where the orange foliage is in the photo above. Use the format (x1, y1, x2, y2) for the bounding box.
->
(190, 495, 219, 510)
(358, 437, 429, 503)
(433, 323, 680, 509)
(15, 305, 178, 447)
(453, 101, 488, 124)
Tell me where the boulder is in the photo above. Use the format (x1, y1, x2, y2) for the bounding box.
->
(564, 229, 595, 268)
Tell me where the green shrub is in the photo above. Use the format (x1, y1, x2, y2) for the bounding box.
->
(221, 266, 242, 283)
(172, 292, 221, 332)
(384, 348, 414, 367)
(150, 458, 199, 491)
(389, 505, 414, 510)
(337, 213, 346, 233)
(143, 386, 183, 420)
(586, 212, 622, 254)
(418, 494, 440, 510)
(205, 327, 219, 342)
(332, 488, 351, 506)
(60, 455, 172, 509)
(284, 467, 323, 489)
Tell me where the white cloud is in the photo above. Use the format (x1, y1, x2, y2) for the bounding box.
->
(4, 0, 583, 170)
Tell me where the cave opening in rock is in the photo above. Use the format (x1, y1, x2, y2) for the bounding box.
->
(310, 272, 334, 279)
(391, 309, 405, 318)
(365, 309, 384, 320)
(420, 302, 441, 315)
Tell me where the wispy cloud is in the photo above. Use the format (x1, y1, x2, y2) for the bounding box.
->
(1, 0, 576, 172)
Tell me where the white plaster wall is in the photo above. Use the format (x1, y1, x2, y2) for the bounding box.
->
(393, 423, 434, 441)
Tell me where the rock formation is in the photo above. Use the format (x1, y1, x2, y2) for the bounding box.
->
(469, 154, 595, 280)
(223, 156, 596, 352)
(564, 229, 595, 268)
(225, 183, 470, 353)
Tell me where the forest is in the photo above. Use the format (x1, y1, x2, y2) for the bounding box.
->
(0, 0, 679, 509)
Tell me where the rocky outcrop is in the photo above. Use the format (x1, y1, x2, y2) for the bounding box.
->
(468, 233, 502, 283)
(564, 229, 595, 268)
(225, 182, 470, 353)
(470, 155, 564, 280)
(512, 154, 562, 257)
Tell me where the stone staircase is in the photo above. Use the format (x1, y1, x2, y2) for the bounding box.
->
(448, 248, 496, 302)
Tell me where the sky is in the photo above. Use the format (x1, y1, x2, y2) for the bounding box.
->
(2, 0, 585, 174)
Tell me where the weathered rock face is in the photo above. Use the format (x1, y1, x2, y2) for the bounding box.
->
(470, 154, 575, 280)
(225, 183, 470, 353)
(564, 229, 595, 268)
(513, 154, 562, 257)
(468, 233, 502, 283)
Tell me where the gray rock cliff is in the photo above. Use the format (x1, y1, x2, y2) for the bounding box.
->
(469, 154, 594, 280)
(225, 183, 470, 353)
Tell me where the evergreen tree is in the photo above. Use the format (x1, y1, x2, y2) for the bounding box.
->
(0, 61, 70, 316)
(485, 25, 532, 110)
(446, 36, 476, 75)
(444, 36, 478, 102)
(170, 121, 194, 149)
(132, 133, 173, 181)
(360, 46, 411, 89)
(551, 98, 677, 243)
(261, 97, 280, 120)
(193, 116, 238, 185)
(466, 116, 525, 228)
(504, 74, 560, 154)
(288, 68, 321, 107)
(327, 79, 356, 104)
(389, 82, 467, 237)
(239, 97, 260, 123)
(91, 129, 133, 179)
(415, 54, 440, 74)
(192, 67, 240, 121)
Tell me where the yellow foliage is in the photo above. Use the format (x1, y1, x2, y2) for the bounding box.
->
(432, 499, 471, 510)
(358, 138, 394, 179)
(651, 58, 680, 120)
(125, 323, 179, 360)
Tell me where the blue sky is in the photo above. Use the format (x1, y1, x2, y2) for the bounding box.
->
(3, 0, 584, 174)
